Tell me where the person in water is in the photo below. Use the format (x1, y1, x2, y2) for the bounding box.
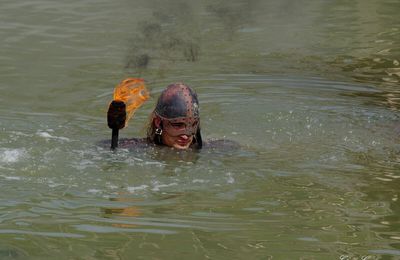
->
(146, 83, 202, 150)
(108, 81, 239, 152)
(109, 82, 202, 150)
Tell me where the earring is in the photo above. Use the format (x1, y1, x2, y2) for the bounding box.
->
(155, 128, 163, 145)
(155, 128, 163, 135)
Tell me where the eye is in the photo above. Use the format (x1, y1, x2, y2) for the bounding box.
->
(171, 122, 186, 129)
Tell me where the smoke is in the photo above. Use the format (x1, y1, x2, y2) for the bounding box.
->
(124, 0, 260, 73)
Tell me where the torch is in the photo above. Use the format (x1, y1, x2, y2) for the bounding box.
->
(107, 78, 149, 150)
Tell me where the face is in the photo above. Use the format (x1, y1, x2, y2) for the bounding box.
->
(155, 117, 199, 149)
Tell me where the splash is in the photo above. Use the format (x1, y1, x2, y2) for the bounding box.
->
(0, 148, 26, 164)
(36, 131, 70, 142)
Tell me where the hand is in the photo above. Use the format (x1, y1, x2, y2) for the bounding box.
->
(107, 100, 126, 129)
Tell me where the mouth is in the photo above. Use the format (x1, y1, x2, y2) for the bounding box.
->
(176, 137, 191, 146)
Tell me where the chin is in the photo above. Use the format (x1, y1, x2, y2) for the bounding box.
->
(173, 143, 191, 150)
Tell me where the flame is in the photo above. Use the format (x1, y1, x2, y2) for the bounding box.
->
(113, 78, 149, 126)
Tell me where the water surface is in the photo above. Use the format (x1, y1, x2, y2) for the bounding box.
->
(0, 0, 399, 259)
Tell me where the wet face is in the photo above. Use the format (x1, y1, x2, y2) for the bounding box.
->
(153, 83, 201, 149)
(155, 117, 198, 149)
(162, 130, 194, 150)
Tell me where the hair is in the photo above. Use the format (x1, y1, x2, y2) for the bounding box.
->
(146, 83, 202, 149)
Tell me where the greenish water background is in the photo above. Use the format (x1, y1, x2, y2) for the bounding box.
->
(0, 0, 399, 259)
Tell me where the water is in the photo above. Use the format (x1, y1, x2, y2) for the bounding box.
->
(1, 0, 400, 259)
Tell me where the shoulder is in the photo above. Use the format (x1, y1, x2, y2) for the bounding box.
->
(98, 137, 241, 151)
(203, 138, 241, 151)
(97, 138, 152, 149)
(119, 138, 153, 149)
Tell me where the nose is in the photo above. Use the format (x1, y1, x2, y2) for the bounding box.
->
(179, 134, 189, 140)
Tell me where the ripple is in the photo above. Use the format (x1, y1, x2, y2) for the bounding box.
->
(0, 229, 84, 238)
(369, 249, 400, 256)
(74, 224, 176, 234)
(297, 237, 319, 242)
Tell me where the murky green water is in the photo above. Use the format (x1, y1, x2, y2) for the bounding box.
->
(1, 0, 400, 259)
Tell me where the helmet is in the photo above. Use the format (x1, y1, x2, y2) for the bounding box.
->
(155, 83, 199, 119)
(152, 83, 202, 148)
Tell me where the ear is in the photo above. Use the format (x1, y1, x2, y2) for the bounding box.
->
(154, 117, 162, 128)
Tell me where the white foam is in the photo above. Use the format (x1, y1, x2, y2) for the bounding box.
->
(127, 185, 149, 193)
(225, 172, 235, 184)
(88, 189, 102, 194)
(36, 131, 70, 142)
(0, 174, 23, 181)
(0, 148, 26, 163)
(106, 183, 118, 189)
(48, 182, 63, 188)
(151, 182, 178, 191)
(4, 176, 22, 180)
(192, 179, 209, 183)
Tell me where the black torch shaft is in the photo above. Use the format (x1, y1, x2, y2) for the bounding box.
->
(111, 128, 119, 150)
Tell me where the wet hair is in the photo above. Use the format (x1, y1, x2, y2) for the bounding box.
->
(147, 83, 202, 149)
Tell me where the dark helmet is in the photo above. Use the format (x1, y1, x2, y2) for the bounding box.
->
(150, 83, 202, 148)
(155, 83, 199, 120)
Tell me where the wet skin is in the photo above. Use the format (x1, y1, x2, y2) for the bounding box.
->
(154, 117, 196, 150)
(162, 131, 193, 149)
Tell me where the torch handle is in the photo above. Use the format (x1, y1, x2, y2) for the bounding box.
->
(111, 128, 119, 150)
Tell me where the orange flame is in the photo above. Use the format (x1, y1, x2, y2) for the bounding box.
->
(113, 78, 149, 126)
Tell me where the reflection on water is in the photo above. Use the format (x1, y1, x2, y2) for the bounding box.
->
(1, 0, 400, 259)
(330, 54, 400, 87)
(343, 89, 400, 111)
(104, 195, 142, 228)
